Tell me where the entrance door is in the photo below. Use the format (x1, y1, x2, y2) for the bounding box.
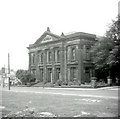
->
(40, 69, 43, 82)
(56, 68, 60, 80)
(70, 67, 77, 82)
(85, 67, 90, 83)
(47, 68, 52, 82)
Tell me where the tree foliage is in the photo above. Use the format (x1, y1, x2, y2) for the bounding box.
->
(105, 15, 120, 66)
(91, 16, 120, 80)
(91, 37, 114, 69)
(16, 70, 36, 84)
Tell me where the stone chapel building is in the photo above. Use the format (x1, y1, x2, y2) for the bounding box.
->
(27, 27, 97, 85)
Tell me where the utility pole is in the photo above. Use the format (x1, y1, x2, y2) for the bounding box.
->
(3, 65, 5, 87)
(2, 65, 5, 87)
(8, 53, 10, 90)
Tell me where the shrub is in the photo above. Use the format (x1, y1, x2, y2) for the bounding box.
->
(68, 82, 74, 86)
(97, 80, 106, 87)
(29, 78, 36, 83)
(77, 80, 81, 85)
(91, 77, 97, 81)
(35, 80, 40, 83)
(56, 79, 63, 86)
(73, 81, 77, 85)
(62, 81, 68, 85)
(91, 77, 97, 88)
(52, 80, 56, 84)
(50, 83, 54, 87)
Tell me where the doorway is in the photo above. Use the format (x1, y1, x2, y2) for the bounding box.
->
(40, 69, 43, 82)
(70, 67, 77, 82)
(47, 68, 52, 82)
(85, 67, 90, 83)
(56, 68, 60, 81)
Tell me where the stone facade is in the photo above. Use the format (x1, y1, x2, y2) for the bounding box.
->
(27, 28, 97, 85)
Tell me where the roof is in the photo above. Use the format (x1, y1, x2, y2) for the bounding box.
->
(34, 31, 61, 45)
(64, 32, 96, 39)
(28, 28, 96, 49)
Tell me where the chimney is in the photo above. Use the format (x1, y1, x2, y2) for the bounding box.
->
(47, 27, 50, 32)
(61, 32, 65, 36)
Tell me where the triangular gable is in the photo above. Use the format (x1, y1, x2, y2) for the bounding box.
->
(42, 35, 54, 43)
(34, 31, 61, 45)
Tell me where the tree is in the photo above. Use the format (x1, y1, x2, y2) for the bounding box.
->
(90, 37, 114, 81)
(16, 70, 36, 84)
(91, 37, 114, 69)
(91, 16, 120, 80)
(105, 16, 120, 79)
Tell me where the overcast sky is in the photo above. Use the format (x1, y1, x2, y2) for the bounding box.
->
(0, 0, 119, 71)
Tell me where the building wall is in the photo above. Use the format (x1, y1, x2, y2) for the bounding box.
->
(28, 31, 96, 85)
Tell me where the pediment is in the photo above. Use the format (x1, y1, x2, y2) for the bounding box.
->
(41, 35, 53, 43)
(34, 31, 61, 45)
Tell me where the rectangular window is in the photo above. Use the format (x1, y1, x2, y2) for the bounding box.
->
(72, 67, 77, 79)
(86, 47, 90, 60)
(57, 50, 60, 62)
(31, 53, 33, 64)
(40, 68, 44, 81)
(56, 68, 60, 80)
(55, 49, 60, 63)
(37, 54, 39, 63)
(48, 51, 52, 63)
(31, 53, 35, 65)
(40, 53, 44, 63)
(70, 67, 77, 81)
(71, 47, 76, 61)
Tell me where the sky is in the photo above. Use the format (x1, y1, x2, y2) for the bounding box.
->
(0, 0, 119, 71)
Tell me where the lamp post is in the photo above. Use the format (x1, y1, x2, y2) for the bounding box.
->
(8, 53, 10, 90)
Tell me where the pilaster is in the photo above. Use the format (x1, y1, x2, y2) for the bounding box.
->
(51, 48, 55, 83)
(67, 68, 70, 83)
(43, 50, 47, 83)
(60, 44, 64, 82)
(77, 40, 84, 85)
(28, 52, 31, 72)
(35, 51, 39, 81)
(64, 46, 67, 82)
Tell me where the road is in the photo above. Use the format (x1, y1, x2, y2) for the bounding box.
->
(0, 86, 119, 117)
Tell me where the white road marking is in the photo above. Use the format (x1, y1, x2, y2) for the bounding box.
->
(74, 115, 81, 117)
(74, 111, 91, 117)
(38, 112, 57, 117)
(4, 89, 118, 99)
(81, 111, 90, 115)
(46, 86, 120, 90)
(75, 98, 101, 102)
(82, 99, 101, 102)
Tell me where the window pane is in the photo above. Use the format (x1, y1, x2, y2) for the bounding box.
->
(57, 50, 60, 62)
(72, 47, 76, 60)
(49, 52, 52, 62)
(41, 53, 43, 63)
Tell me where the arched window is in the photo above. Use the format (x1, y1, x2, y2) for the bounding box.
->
(41, 53, 44, 63)
(31, 53, 35, 65)
(86, 46, 90, 60)
(57, 50, 60, 62)
(71, 47, 76, 60)
(48, 51, 52, 63)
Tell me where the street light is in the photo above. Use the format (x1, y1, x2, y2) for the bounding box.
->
(8, 53, 10, 90)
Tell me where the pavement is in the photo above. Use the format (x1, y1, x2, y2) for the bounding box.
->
(1, 86, 119, 99)
(1, 86, 119, 117)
